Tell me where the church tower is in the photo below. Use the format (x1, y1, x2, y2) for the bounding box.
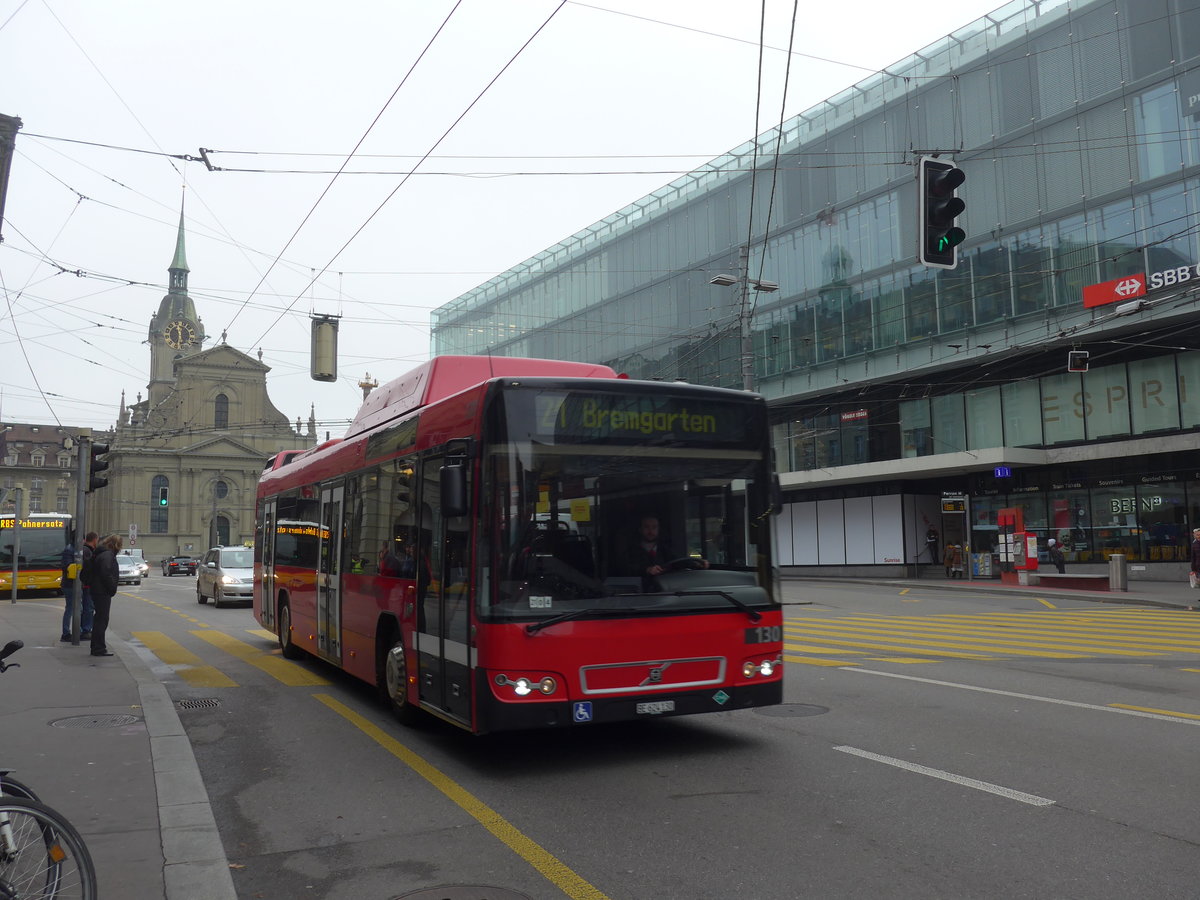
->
(147, 202, 206, 409)
(92, 198, 313, 559)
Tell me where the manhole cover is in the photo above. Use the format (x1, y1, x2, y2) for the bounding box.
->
(394, 887, 533, 900)
(50, 714, 142, 729)
(177, 698, 221, 710)
(753, 703, 829, 718)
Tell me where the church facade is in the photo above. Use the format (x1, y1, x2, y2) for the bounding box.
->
(89, 208, 315, 560)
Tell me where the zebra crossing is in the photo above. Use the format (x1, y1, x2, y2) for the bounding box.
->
(784, 608, 1200, 667)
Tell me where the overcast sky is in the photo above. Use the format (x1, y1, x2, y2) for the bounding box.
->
(1, 0, 1010, 435)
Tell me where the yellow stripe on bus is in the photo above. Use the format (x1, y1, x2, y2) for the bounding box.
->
(315, 694, 610, 900)
(192, 630, 330, 686)
(132, 631, 236, 688)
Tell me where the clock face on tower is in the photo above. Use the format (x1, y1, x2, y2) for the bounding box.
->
(164, 319, 197, 350)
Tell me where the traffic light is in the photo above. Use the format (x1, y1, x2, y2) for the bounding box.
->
(158, 486, 169, 507)
(1068, 350, 1089, 373)
(919, 156, 966, 269)
(87, 442, 110, 492)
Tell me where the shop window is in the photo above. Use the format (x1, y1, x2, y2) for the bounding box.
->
(900, 399, 932, 458)
(1047, 490, 1092, 562)
(1129, 356, 1179, 434)
(1139, 483, 1188, 562)
(1090, 484, 1141, 562)
(1082, 364, 1131, 440)
(1041, 373, 1085, 445)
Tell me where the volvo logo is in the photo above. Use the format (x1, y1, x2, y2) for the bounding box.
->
(641, 661, 672, 686)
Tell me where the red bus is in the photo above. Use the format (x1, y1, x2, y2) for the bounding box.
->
(254, 356, 783, 734)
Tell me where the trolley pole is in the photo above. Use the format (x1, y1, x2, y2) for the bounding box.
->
(71, 437, 90, 643)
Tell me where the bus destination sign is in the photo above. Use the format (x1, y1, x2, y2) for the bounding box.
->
(541, 393, 750, 444)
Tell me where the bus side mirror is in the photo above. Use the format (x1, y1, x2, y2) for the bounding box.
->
(441, 463, 468, 517)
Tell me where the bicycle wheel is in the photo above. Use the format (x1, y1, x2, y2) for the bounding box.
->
(0, 798, 97, 899)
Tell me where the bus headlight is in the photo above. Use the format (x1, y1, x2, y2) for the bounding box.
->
(493, 673, 559, 697)
(742, 658, 782, 678)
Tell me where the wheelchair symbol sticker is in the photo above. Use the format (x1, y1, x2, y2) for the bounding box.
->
(573, 701, 593, 723)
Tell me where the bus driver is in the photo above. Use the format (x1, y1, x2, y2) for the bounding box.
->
(624, 515, 707, 585)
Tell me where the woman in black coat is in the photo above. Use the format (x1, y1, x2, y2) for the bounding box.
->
(87, 534, 121, 657)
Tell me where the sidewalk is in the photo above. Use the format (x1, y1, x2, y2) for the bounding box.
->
(0, 595, 235, 900)
(783, 568, 1200, 610)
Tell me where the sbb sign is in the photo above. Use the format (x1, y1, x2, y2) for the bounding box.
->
(1083, 274, 1145, 308)
(1147, 263, 1200, 291)
(1083, 261, 1200, 308)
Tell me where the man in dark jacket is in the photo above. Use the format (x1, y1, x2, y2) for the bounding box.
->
(87, 534, 121, 657)
(60, 536, 96, 642)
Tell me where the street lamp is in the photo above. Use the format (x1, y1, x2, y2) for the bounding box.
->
(709, 248, 780, 391)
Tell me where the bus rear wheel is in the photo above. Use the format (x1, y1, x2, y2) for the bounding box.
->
(378, 633, 418, 725)
(278, 601, 303, 659)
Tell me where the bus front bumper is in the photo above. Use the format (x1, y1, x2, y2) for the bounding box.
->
(473, 676, 783, 734)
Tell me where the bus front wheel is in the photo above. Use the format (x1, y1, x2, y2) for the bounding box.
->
(278, 601, 303, 659)
(378, 634, 418, 725)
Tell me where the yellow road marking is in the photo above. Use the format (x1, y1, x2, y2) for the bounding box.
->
(131, 597, 213, 627)
(899, 588, 910, 595)
(865, 657, 946, 664)
(786, 623, 1157, 657)
(132, 631, 236, 688)
(784, 654, 856, 667)
(784, 643, 855, 654)
(1037, 599, 1056, 609)
(1109, 703, 1200, 721)
(315, 694, 610, 900)
(783, 629, 1049, 659)
(246, 628, 276, 641)
(192, 630, 329, 686)
(793, 619, 1200, 652)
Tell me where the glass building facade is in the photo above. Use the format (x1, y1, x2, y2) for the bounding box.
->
(432, 0, 1200, 576)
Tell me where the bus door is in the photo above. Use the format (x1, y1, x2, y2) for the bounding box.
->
(316, 485, 344, 663)
(258, 500, 277, 629)
(416, 456, 471, 724)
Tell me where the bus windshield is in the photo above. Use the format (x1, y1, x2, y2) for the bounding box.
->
(484, 385, 775, 622)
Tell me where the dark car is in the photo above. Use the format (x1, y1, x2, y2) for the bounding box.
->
(162, 555, 198, 576)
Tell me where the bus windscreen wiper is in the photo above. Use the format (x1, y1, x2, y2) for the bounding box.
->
(525, 606, 640, 635)
(669, 590, 762, 622)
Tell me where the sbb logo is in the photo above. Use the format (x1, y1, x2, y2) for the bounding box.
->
(1148, 264, 1200, 290)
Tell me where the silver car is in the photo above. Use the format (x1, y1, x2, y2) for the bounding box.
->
(196, 546, 254, 608)
(117, 555, 143, 585)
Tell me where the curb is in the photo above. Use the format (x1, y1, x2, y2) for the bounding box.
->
(115, 640, 238, 900)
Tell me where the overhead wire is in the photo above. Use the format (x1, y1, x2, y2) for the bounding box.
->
(221, 0, 467, 336)
(245, 0, 569, 350)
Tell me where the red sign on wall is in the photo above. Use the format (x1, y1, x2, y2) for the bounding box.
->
(1082, 274, 1145, 308)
